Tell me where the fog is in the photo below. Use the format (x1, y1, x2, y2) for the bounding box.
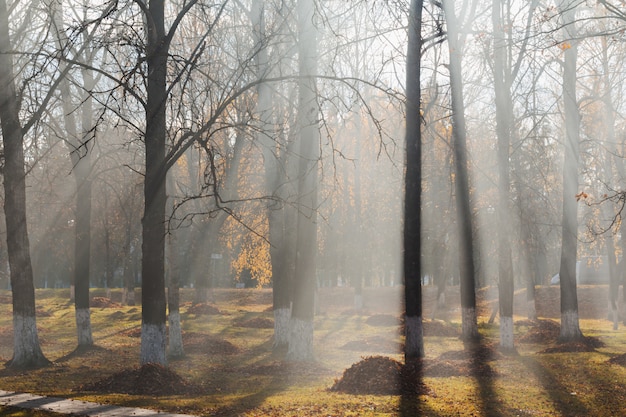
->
(0, 0, 625, 386)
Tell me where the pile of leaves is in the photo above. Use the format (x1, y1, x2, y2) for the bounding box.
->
(608, 353, 626, 366)
(186, 303, 222, 316)
(80, 363, 201, 396)
(182, 332, 240, 355)
(340, 336, 401, 353)
(428, 343, 500, 378)
(234, 317, 274, 329)
(517, 319, 560, 344)
(120, 327, 142, 338)
(91, 297, 122, 308)
(539, 335, 604, 353)
(330, 356, 428, 395)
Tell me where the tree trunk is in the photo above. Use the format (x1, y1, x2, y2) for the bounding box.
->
(600, 33, 619, 330)
(251, 0, 292, 350)
(442, 0, 479, 341)
(50, 0, 94, 347)
(141, 0, 168, 366)
(0, 0, 49, 368)
(287, 0, 319, 362)
(403, 0, 424, 361)
(492, 0, 514, 350)
(557, 0, 582, 342)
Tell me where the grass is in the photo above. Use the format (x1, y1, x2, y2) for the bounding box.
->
(0, 286, 624, 416)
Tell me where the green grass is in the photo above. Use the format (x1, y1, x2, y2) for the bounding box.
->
(0, 287, 624, 416)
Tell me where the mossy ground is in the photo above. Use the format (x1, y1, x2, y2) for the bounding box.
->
(0, 286, 624, 416)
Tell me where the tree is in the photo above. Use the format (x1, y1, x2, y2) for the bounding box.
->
(250, 0, 293, 349)
(557, 0, 583, 341)
(441, 0, 479, 341)
(140, 0, 170, 366)
(491, 0, 539, 350)
(0, 0, 49, 368)
(287, 0, 320, 362)
(49, 0, 95, 349)
(404, 0, 425, 361)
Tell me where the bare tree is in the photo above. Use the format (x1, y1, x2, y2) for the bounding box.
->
(441, 0, 479, 341)
(404, 0, 425, 361)
(0, 0, 49, 368)
(557, 0, 583, 341)
(287, 0, 320, 362)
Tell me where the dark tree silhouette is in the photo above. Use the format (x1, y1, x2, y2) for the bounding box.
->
(0, 0, 49, 369)
(404, 0, 425, 361)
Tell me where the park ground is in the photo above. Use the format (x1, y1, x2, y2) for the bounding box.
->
(0, 285, 624, 416)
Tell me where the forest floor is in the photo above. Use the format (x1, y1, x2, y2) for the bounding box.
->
(0, 285, 624, 416)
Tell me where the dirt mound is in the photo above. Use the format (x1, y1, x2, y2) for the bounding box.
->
(91, 297, 122, 308)
(234, 317, 274, 329)
(183, 332, 239, 355)
(329, 356, 428, 395)
(186, 303, 222, 315)
(366, 314, 400, 327)
(539, 336, 604, 353)
(517, 319, 560, 344)
(340, 336, 401, 353)
(80, 363, 200, 395)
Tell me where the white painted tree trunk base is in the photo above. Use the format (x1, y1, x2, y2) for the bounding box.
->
(168, 311, 184, 358)
(11, 313, 48, 368)
(560, 309, 582, 340)
(273, 307, 290, 349)
(286, 318, 314, 362)
(499, 316, 514, 349)
(404, 315, 424, 358)
(75, 308, 93, 346)
(461, 307, 479, 340)
(140, 322, 167, 365)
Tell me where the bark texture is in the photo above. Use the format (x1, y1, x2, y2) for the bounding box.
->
(403, 0, 425, 360)
(287, 0, 319, 362)
(557, 0, 582, 342)
(0, 0, 49, 369)
(141, 0, 168, 365)
(442, 0, 479, 341)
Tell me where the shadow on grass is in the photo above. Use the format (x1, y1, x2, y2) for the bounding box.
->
(466, 338, 500, 417)
(520, 355, 589, 416)
(399, 359, 445, 417)
(54, 345, 108, 363)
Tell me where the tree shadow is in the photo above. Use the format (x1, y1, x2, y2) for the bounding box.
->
(55, 345, 108, 363)
(519, 355, 590, 416)
(465, 338, 500, 417)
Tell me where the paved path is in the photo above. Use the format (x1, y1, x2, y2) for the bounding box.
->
(0, 390, 199, 417)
